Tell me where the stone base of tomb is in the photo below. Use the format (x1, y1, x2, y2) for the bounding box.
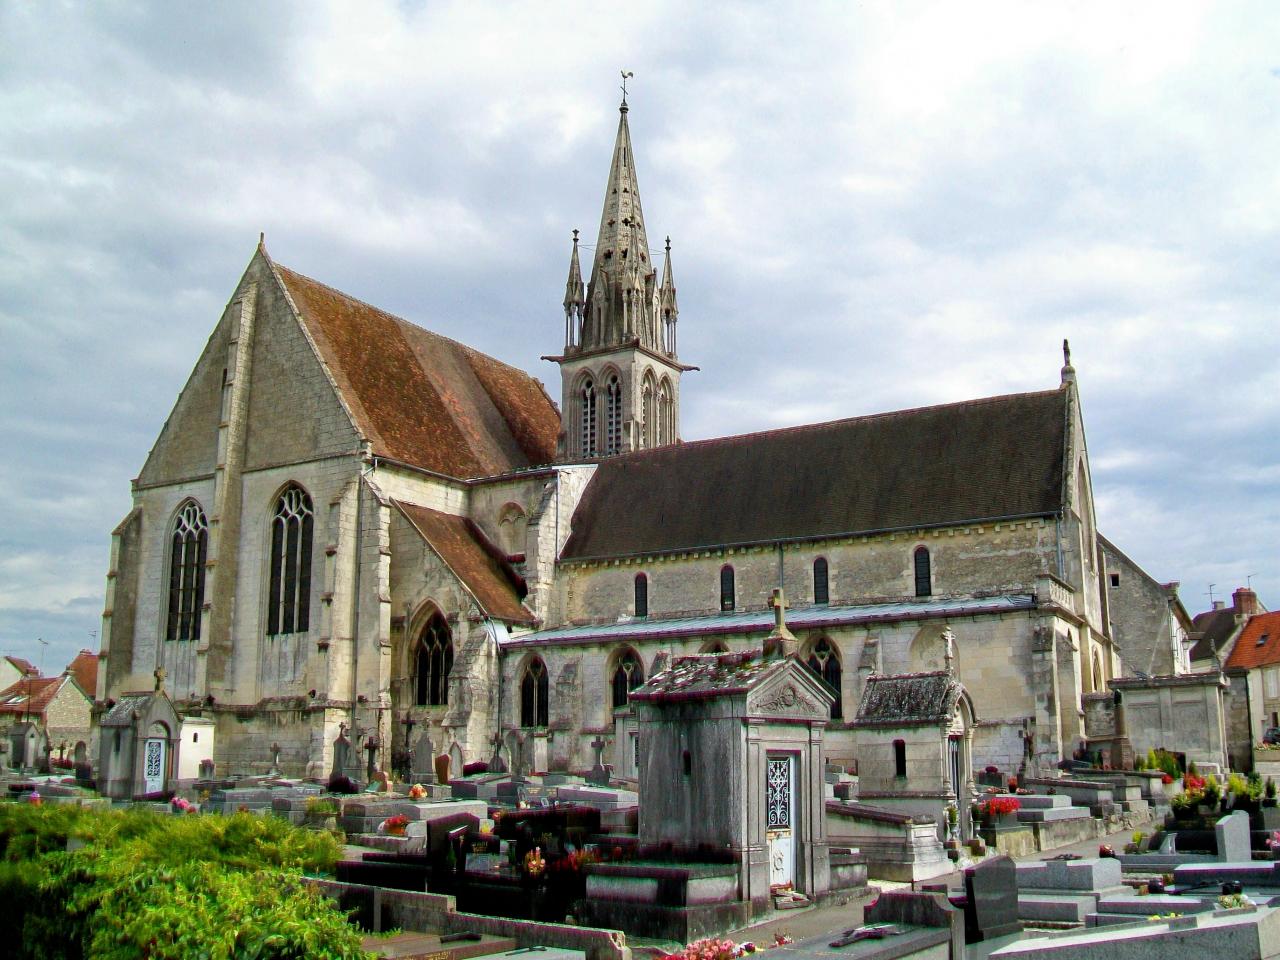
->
(578, 862, 749, 942)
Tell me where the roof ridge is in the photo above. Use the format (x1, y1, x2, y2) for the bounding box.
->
(603, 386, 1066, 463)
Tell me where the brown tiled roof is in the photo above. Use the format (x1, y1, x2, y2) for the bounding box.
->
(562, 388, 1068, 560)
(394, 501, 534, 624)
(5, 656, 37, 678)
(853, 671, 967, 726)
(1188, 608, 1238, 663)
(273, 262, 559, 480)
(66, 650, 98, 699)
(0, 676, 66, 717)
(1224, 612, 1280, 671)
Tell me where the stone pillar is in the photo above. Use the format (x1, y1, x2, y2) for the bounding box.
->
(1110, 689, 1134, 771)
(1031, 624, 1063, 769)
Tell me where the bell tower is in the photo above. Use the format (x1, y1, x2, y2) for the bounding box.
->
(547, 86, 694, 459)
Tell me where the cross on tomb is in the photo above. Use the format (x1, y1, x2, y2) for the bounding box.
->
(591, 737, 607, 768)
(153, 667, 165, 692)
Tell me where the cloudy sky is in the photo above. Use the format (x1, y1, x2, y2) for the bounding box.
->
(2, 1, 1276, 672)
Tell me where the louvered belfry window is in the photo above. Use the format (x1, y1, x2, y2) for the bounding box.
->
(605, 374, 622, 455)
(267, 485, 313, 635)
(166, 501, 208, 641)
(580, 379, 597, 456)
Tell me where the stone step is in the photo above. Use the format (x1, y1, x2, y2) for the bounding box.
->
(1017, 806, 1092, 823)
(1017, 894, 1094, 923)
(1093, 895, 1213, 916)
(1015, 795, 1071, 809)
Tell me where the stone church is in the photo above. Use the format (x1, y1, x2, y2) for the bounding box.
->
(98, 96, 1174, 782)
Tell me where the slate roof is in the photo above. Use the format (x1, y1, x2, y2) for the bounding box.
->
(66, 650, 99, 700)
(853, 671, 967, 727)
(1188, 607, 1239, 663)
(274, 262, 560, 481)
(628, 651, 783, 702)
(1224, 612, 1280, 672)
(561, 389, 1068, 560)
(501, 594, 1036, 649)
(394, 501, 534, 624)
(100, 694, 154, 728)
(0, 676, 67, 717)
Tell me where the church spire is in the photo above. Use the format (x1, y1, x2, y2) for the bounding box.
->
(563, 229, 585, 349)
(581, 95, 659, 352)
(659, 236, 678, 357)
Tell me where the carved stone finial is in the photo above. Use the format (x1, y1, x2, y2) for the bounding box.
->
(1063, 338, 1071, 368)
(1061, 338, 1076, 385)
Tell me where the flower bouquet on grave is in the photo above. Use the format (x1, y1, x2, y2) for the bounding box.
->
(977, 796, 1021, 826)
(382, 814, 409, 837)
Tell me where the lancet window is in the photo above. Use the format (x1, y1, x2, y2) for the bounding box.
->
(267, 485, 313, 635)
(806, 637, 843, 719)
(813, 557, 829, 605)
(611, 648, 644, 710)
(415, 612, 453, 707)
(634, 572, 648, 618)
(520, 657, 549, 728)
(913, 546, 932, 598)
(579, 378, 597, 456)
(166, 501, 208, 641)
(720, 564, 736, 612)
(605, 374, 622, 455)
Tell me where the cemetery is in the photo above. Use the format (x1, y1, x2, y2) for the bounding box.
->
(10, 638, 1280, 958)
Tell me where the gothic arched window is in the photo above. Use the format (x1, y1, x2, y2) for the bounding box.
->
(720, 564, 736, 612)
(634, 572, 648, 618)
(267, 485, 313, 635)
(166, 501, 208, 641)
(641, 374, 656, 449)
(1092, 650, 1104, 694)
(807, 638, 843, 719)
(605, 374, 622, 455)
(913, 546, 931, 598)
(611, 648, 644, 710)
(813, 557, 829, 606)
(415, 612, 453, 706)
(579, 377, 597, 457)
(657, 378, 673, 445)
(520, 657, 549, 728)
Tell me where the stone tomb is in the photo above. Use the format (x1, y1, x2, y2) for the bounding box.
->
(96, 680, 182, 800)
(961, 855, 1022, 944)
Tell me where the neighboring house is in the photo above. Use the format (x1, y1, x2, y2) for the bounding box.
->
(1099, 535, 1192, 677)
(100, 93, 1169, 781)
(1189, 587, 1263, 670)
(65, 650, 100, 703)
(0, 655, 38, 691)
(0, 673, 94, 764)
(1224, 610, 1280, 754)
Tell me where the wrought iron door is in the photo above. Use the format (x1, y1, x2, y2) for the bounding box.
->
(766, 755, 795, 888)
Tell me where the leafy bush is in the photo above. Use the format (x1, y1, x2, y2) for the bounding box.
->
(0, 806, 361, 959)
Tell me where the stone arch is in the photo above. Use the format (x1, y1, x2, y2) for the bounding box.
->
(700, 639, 729, 654)
(608, 645, 645, 711)
(907, 623, 958, 673)
(496, 501, 526, 556)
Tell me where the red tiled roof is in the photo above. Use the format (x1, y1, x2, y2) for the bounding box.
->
(66, 650, 99, 699)
(394, 501, 535, 624)
(5, 656, 37, 678)
(273, 262, 559, 480)
(0, 676, 64, 717)
(1225, 611, 1280, 671)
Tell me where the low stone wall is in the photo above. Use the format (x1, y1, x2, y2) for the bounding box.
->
(308, 879, 630, 960)
(826, 802, 950, 882)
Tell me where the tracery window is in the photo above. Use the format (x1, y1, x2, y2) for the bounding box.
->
(520, 657, 549, 728)
(634, 572, 648, 618)
(720, 564, 736, 612)
(813, 557, 829, 605)
(913, 546, 931, 598)
(267, 485, 313, 635)
(166, 501, 208, 641)
(641, 375, 655, 448)
(806, 638, 843, 719)
(605, 374, 622, 455)
(415, 612, 453, 706)
(611, 648, 644, 710)
(657, 379, 673, 445)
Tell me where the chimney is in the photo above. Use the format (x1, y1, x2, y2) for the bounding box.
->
(1213, 600, 1225, 611)
(1234, 587, 1259, 621)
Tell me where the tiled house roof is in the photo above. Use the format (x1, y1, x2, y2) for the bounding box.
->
(274, 263, 560, 480)
(4, 656, 38, 678)
(561, 388, 1068, 560)
(394, 502, 534, 624)
(66, 650, 99, 700)
(1188, 608, 1239, 663)
(1224, 612, 1280, 671)
(0, 676, 65, 717)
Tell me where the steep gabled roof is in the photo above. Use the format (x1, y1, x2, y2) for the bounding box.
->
(1225, 612, 1280, 671)
(394, 501, 534, 624)
(4, 656, 38, 678)
(854, 671, 968, 727)
(272, 261, 559, 480)
(66, 650, 99, 700)
(562, 388, 1068, 560)
(1189, 607, 1239, 663)
(0, 676, 68, 717)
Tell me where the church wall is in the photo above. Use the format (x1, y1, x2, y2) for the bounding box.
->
(101, 509, 143, 701)
(124, 478, 217, 699)
(1101, 539, 1183, 677)
(558, 521, 1059, 625)
(365, 464, 468, 515)
(242, 270, 361, 471)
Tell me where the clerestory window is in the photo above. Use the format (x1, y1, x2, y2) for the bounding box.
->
(913, 546, 931, 598)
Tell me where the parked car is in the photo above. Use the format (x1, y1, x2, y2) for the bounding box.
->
(1263, 727, 1280, 745)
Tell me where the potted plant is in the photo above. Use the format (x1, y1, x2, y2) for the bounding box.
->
(1265, 778, 1277, 808)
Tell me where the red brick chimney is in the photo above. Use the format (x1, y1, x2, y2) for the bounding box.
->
(1234, 587, 1259, 620)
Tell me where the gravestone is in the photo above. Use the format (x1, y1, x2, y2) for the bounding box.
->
(448, 743, 465, 780)
(962, 855, 1021, 944)
(1217, 810, 1251, 862)
(267, 742, 282, 777)
(586, 736, 612, 786)
(331, 725, 354, 778)
(487, 732, 507, 774)
(411, 732, 434, 783)
(434, 754, 450, 785)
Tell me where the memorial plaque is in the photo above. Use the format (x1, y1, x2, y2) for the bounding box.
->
(962, 855, 1021, 943)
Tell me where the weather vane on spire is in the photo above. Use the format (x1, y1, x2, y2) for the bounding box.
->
(620, 70, 634, 105)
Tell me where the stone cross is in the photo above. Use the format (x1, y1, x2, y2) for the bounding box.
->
(153, 667, 165, 693)
(764, 588, 797, 659)
(590, 737, 607, 768)
(268, 742, 281, 776)
(942, 627, 956, 672)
